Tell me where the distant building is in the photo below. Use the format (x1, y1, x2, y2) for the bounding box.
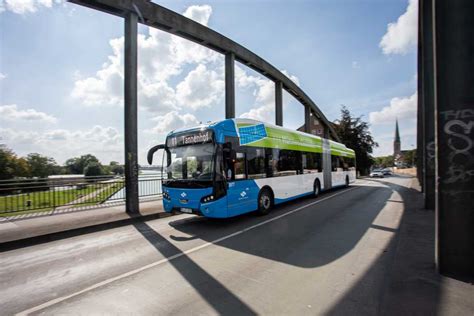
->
(297, 113, 326, 137)
(393, 119, 415, 167)
(48, 174, 84, 186)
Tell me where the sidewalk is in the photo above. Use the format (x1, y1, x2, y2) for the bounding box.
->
(379, 178, 474, 315)
(0, 199, 167, 244)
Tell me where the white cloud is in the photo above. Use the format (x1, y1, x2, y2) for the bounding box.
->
(239, 78, 276, 122)
(176, 64, 224, 110)
(148, 111, 199, 134)
(280, 69, 300, 87)
(0, 128, 39, 145)
(369, 92, 417, 124)
(71, 3, 299, 125)
(0, 104, 57, 123)
(139, 80, 177, 113)
(71, 5, 219, 114)
(0, 0, 61, 14)
(380, 0, 418, 55)
(183, 5, 212, 25)
(0, 72, 6, 80)
(237, 65, 300, 122)
(71, 37, 124, 107)
(0, 125, 122, 163)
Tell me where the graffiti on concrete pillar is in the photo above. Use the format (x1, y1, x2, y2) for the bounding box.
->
(440, 109, 474, 184)
(426, 140, 435, 171)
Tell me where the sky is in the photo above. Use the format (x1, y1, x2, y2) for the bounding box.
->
(0, 0, 418, 165)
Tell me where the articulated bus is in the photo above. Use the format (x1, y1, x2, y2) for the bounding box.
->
(147, 118, 356, 218)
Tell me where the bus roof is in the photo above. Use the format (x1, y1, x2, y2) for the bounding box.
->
(168, 118, 355, 157)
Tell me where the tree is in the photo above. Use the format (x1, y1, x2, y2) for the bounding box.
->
(402, 149, 417, 167)
(26, 153, 58, 178)
(65, 154, 100, 174)
(374, 155, 394, 168)
(84, 161, 104, 177)
(15, 157, 31, 177)
(0, 146, 33, 179)
(0, 145, 19, 180)
(333, 106, 378, 175)
(110, 164, 124, 175)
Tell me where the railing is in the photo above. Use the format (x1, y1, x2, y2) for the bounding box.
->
(0, 173, 162, 217)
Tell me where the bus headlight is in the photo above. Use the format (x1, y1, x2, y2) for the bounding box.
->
(201, 195, 214, 203)
(163, 192, 170, 200)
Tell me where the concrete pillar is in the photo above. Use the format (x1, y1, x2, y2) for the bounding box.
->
(433, 0, 474, 279)
(416, 0, 424, 190)
(421, 0, 435, 209)
(225, 52, 235, 119)
(304, 106, 311, 134)
(124, 12, 139, 214)
(275, 81, 283, 126)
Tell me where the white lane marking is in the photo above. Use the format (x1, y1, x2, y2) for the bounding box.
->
(17, 186, 360, 315)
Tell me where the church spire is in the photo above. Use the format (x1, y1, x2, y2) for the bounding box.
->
(394, 118, 401, 159)
(395, 118, 400, 143)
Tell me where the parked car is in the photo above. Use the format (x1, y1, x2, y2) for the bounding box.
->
(370, 169, 384, 178)
(382, 168, 392, 176)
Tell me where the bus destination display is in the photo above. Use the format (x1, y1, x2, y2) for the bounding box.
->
(167, 130, 213, 147)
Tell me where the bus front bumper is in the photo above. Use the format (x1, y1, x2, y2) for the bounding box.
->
(163, 196, 228, 218)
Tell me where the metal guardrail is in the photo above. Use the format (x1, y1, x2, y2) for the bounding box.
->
(0, 174, 162, 216)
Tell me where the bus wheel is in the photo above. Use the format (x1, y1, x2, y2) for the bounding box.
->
(313, 180, 321, 198)
(345, 176, 350, 187)
(257, 189, 273, 215)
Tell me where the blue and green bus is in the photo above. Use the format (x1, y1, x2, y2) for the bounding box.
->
(147, 118, 356, 218)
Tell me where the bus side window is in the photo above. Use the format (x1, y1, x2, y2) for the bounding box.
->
(302, 154, 308, 173)
(305, 152, 322, 173)
(234, 152, 246, 180)
(277, 150, 299, 176)
(266, 148, 279, 177)
(348, 157, 356, 170)
(341, 157, 349, 171)
(315, 153, 322, 172)
(331, 155, 338, 172)
(248, 148, 265, 179)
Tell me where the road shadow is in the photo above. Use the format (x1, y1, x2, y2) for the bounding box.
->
(133, 221, 257, 315)
(169, 183, 393, 269)
(167, 176, 448, 314)
(326, 177, 442, 315)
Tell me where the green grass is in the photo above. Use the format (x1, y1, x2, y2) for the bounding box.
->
(0, 181, 124, 217)
(81, 182, 125, 206)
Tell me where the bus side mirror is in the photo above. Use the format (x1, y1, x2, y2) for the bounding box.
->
(147, 144, 165, 165)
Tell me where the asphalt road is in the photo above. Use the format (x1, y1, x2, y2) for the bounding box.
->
(1, 176, 413, 315)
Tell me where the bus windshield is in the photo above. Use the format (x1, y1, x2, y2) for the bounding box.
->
(167, 143, 215, 181)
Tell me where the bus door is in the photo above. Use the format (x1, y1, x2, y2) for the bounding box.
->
(225, 151, 256, 216)
(322, 139, 332, 190)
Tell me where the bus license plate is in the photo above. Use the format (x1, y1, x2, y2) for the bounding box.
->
(180, 208, 192, 214)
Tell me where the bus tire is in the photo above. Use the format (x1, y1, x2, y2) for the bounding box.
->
(345, 176, 350, 187)
(313, 179, 321, 198)
(257, 188, 273, 215)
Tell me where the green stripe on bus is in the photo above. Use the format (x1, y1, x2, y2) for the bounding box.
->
(236, 122, 354, 157)
(265, 126, 323, 146)
(245, 137, 323, 153)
